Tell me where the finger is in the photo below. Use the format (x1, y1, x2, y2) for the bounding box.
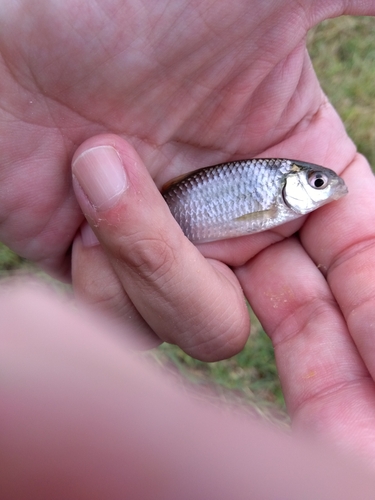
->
(311, 1, 375, 21)
(71, 134, 249, 361)
(299, 155, 375, 380)
(72, 221, 161, 350)
(236, 237, 375, 463)
(3, 287, 375, 499)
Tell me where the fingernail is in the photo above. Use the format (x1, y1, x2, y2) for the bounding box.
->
(80, 222, 100, 247)
(72, 146, 127, 211)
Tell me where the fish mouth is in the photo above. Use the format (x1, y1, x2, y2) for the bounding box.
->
(332, 177, 348, 200)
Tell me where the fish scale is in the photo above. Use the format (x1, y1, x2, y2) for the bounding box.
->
(162, 158, 348, 243)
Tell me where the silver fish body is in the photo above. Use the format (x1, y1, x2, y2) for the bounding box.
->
(162, 158, 348, 243)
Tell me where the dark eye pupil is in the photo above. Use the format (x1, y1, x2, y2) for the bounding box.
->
(314, 177, 325, 188)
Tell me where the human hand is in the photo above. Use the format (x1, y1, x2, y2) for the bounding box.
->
(1, 1, 375, 358)
(236, 222, 375, 463)
(71, 134, 249, 356)
(2, 287, 375, 499)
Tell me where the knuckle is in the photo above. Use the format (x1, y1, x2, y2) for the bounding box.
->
(77, 272, 124, 309)
(274, 295, 339, 347)
(118, 232, 178, 284)
(86, 282, 118, 307)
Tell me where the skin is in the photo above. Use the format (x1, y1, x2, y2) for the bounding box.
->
(2, 287, 375, 499)
(1, 0, 375, 490)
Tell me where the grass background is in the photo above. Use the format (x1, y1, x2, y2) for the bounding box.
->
(1, 15, 374, 423)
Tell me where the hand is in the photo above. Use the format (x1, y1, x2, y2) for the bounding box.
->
(71, 135, 249, 356)
(2, 286, 375, 499)
(1, 1, 375, 360)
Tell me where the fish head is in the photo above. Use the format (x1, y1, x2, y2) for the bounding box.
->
(282, 161, 348, 215)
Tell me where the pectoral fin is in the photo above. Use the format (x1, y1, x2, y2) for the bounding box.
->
(234, 207, 277, 222)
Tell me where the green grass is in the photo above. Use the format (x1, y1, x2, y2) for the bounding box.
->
(308, 16, 375, 169)
(0, 244, 27, 272)
(150, 312, 287, 424)
(1, 15, 374, 423)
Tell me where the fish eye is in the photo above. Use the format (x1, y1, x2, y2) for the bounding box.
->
(308, 172, 328, 189)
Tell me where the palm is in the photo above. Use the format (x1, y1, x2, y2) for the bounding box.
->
(0, 0, 350, 276)
(3, 0, 375, 465)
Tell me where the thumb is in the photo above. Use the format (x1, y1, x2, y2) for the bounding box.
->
(71, 134, 249, 361)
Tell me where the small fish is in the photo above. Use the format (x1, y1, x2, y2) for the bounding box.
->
(162, 158, 348, 243)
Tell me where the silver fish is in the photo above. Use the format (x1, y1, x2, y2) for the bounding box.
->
(162, 158, 348, 243)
